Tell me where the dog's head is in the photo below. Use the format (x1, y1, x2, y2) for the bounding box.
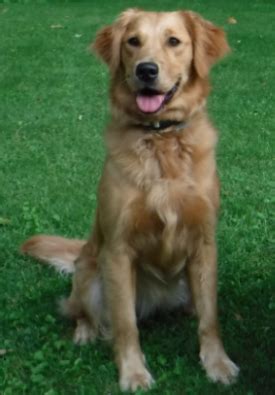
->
(93, 9, 229, 121)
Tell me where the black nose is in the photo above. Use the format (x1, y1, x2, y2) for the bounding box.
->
(136, 62, 159, 83)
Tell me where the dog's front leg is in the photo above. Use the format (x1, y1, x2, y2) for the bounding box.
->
(100, 247, 154, 392)
(187, 240, 239, 385)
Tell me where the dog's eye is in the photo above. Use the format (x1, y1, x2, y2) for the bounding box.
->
(168, 37, 181, 47)
(127, 37, 140, 47)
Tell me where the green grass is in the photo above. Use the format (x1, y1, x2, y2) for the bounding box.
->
(0, 1, 274, 394)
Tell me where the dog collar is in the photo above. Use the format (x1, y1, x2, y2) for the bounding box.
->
(137, 120, 188, 133)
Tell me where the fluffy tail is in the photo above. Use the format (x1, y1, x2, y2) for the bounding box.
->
(21, 235, 85, 274)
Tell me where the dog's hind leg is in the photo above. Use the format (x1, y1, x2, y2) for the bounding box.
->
(63, 238, 111, 344)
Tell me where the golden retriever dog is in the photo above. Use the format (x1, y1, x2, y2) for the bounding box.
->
(21, 9, 239, 391)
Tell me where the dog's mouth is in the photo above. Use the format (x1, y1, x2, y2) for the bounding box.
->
(136, 80, 180, 114)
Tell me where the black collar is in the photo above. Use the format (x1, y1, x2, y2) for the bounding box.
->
(137, 120, 188, 133)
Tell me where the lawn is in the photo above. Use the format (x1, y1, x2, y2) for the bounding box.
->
(0, 1, 274, 394)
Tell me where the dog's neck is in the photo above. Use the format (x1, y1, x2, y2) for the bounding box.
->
(132, 119, 188, 134)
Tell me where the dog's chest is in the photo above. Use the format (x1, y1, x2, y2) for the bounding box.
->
(126, 134, 208, 267)
(129, 179, 205, 270)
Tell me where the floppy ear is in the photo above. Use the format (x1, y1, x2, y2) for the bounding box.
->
(183, 11, 230, 78)
(92, 25, 114, 66)
(92, 9, 140, 74)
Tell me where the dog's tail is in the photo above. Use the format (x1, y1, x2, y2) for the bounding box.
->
(21, 235, 85, 274)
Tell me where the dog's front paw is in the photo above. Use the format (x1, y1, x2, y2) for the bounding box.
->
(119, 355, 154, 392)
(200, 348, 239, 385)
(120, 368, 154, 392)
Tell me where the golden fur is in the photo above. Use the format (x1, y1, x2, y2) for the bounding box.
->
(21, 9, 239, 391)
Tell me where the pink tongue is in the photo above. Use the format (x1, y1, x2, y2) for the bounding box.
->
(136, 94, 165, 113)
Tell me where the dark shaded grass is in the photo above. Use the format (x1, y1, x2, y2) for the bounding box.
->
(0, 1, 274, 394)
